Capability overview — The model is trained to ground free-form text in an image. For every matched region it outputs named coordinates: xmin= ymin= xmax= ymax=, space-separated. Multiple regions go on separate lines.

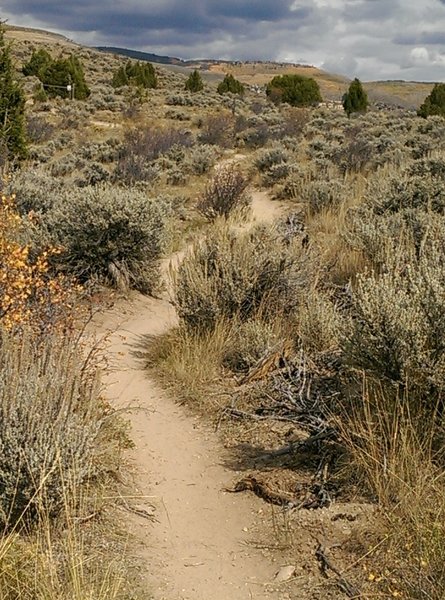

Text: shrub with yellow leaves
xmin=0 ymin=192 xmax=79 ymax=331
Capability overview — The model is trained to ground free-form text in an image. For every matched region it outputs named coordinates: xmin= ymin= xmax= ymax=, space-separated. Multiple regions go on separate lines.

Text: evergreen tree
xmin=38 ymin=56 xmax=90 ymax=100
xmin=185 ymin=69 xmax=203 ymax=92
xmin=266 ymin=74 xmax=322 ymax=107
xmin=111 ymin=60 xmax=157 ymax=89
xmin=22 ymin=48 xmax=52 ymax=78
xmin=217 ymin=73 xmax=244 ymax=95
xmin=342 ymin=78 xmax=369 ymax=117
xmin=0 ymin=25 xmax=27 ymax=160
xmin=22 ymin=50 xmax=90 ymax=100
xmin=112 ymin=65 xmax=129 ymax=88
xmin=418 ymin=83 xmax=445 ymax=118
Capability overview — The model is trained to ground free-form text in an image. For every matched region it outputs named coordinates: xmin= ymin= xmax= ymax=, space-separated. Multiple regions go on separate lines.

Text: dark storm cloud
xmin=2 ymin=0 xmax=445 ymax=80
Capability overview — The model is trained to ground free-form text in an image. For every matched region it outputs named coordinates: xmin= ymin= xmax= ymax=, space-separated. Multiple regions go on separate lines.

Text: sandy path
xmin=93 ymin=190 xmax=286 ymax=600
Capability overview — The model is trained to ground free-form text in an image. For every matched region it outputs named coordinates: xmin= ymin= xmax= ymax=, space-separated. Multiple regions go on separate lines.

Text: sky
xmin=2 ymin=0 xmax=445 ymax=81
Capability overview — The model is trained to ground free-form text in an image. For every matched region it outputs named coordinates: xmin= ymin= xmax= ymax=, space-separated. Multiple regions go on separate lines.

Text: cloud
xmin=1 ymin=0 xmax=445 ymax=80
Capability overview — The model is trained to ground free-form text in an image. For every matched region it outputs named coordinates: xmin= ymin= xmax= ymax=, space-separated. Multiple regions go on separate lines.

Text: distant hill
xmin=95 ymin=46 xmax=185 ymax=66
xmin=4 ymin=24 xmax=433 ymax=109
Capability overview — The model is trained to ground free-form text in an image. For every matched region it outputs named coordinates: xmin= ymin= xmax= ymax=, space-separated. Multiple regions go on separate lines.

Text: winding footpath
xmin=93 ymin=190 xmax=285 ymax=599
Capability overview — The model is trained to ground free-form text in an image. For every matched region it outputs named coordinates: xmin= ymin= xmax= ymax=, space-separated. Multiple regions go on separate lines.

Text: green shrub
xmin=43 ymin=185 xmax=169 ymax=292
xmin=25 ymin=53 xmax=90 ymax=100
xmin=112 ymin=60 xmax=157 ymax=89
xmin=185 ymin=69 xmax=204 ymax=92
xmin=22 ymin=48 xmax=52 ymax=77
xmin=0 ymin=26 xmax=27 ymax=160
xmin=0 ymin=330 xmax=113 ymax=528
xmin=266 ymin=74 xmax=322 ymax=107
xmin=418 ymin=83 xmax=445 ymax=118
xmin=217 ymin=73 xmax=244 ymax=95
xmin=174 ymin=222 xmax=299 ymax=331
xmin=342 ymin=78 xmax=369 ymax=117
xmin=197 ymin=164 xmax=250 ymax=220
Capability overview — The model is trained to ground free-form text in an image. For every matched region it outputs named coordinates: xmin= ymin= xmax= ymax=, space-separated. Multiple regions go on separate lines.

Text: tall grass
xmin=340 ymin=381 xmax=445 ymax=599
xmin=0 ymin=328 xmax=131 ymax=599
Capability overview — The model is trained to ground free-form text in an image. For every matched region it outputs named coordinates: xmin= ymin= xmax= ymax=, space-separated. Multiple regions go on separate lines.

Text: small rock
xmin=274 ymin=565 xmax=296 ymax=582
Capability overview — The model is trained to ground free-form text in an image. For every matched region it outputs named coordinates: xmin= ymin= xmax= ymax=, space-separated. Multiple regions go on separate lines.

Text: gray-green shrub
xmin=344 ymin=231 xmax=445 ymax=407
xmin=197 ymin=164 xmax=250 ymax=220
xmin=175 ymin=222 xmax=301 ymax=331
xmin=0 ymin=330 xmax=115 ymax=528
xmin=43 ymin=185 xmax=169 ymax=292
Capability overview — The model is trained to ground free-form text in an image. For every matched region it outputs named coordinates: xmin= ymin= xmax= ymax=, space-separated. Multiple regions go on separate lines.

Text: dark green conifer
xmin=217 ymin=73 xmax=244 ymax=95
xmin=342 ymin=78 xmax=369 ymax=117
xmin=0 ymin=25 xmax=27 ymax=159
xmin=418 ymin=83 xmax=445 ymax=118
xmin=185 ymin=69 xmax=204 ymax=92
xmin=266 ymin=74 xmax=322 ymax=107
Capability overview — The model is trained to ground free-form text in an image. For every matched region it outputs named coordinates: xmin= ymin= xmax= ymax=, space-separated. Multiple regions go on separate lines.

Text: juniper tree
xmin=185 ymin=69 xmax=204 ymax=92
xmin=0 ymin=24 xmax=27 ymax=160
xmin=217 ymin=73 xmax=244 ymax=95
xmin=342 ymin=78 xmax=369 ymax=117
xmin=266 ymin=74 xmax=322 ymax=107
xmin=418 ymin=83 xmax=445 ymax=118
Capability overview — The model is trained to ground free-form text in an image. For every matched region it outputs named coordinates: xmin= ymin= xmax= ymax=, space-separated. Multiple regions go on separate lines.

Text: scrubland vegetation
xmin=3 ymin=20 xmax=445 ymax=599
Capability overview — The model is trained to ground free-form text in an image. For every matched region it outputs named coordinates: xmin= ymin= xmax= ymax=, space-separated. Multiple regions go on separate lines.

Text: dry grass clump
xmin=0 ymin=523 xmax=127 ymax=600
xmin=197 ymin=164 xmax=250 ymax=221
xmin=340 ymin=383 xmax=445 ymax=599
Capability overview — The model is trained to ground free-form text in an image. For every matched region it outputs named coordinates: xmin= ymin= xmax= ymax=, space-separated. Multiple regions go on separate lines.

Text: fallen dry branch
xmin=315 ymin=543 xmax=361 ymax=598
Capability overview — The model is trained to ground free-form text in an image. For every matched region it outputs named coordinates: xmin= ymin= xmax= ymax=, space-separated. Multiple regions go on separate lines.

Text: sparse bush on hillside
xmin=25 ymin=114 xmax=55 ymax=144
xmin=115 ymin=126 xmax=192 ymax=184
xmin=197 ymin=112 xmax=234 ymax=147
xmin=266 ymin=74 xmax=322 ymax=107
xmin=197 ymin=164 xmax=250 ymax=220
xmin=331 ymin=137 xmax=373 ymax=173
xmin=43 ymin=185 xmax=169 ymax=292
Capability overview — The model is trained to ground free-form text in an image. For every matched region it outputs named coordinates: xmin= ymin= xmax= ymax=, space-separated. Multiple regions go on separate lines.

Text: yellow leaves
xmin=0 ymin=192 xmax=79 ymax=331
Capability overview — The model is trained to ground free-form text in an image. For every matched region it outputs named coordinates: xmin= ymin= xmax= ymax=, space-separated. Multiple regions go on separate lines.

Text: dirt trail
xmin=94 ymin=190 xmax=286 ymax=600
